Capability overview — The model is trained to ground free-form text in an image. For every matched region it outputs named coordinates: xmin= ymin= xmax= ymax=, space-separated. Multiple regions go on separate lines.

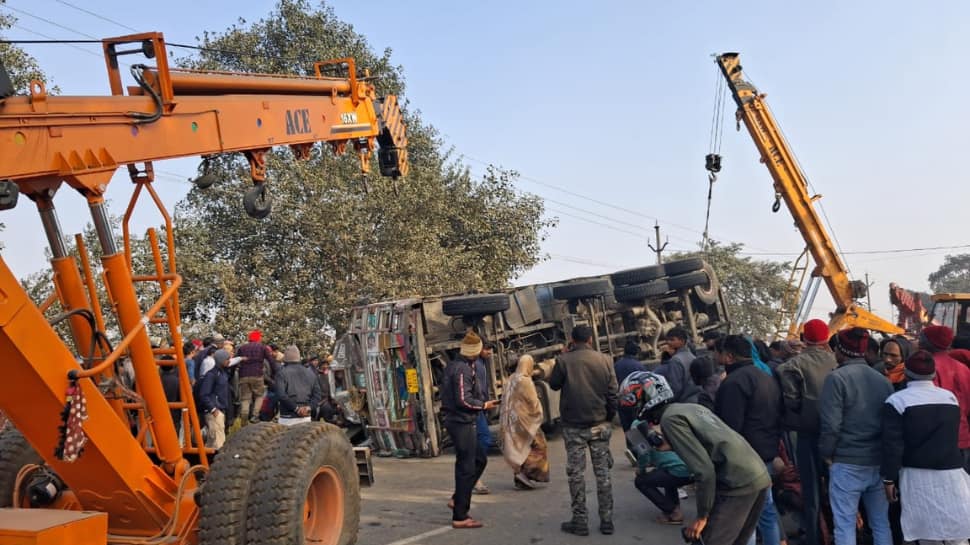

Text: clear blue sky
xmin=2 ymin=0 xmax=968 ymax=322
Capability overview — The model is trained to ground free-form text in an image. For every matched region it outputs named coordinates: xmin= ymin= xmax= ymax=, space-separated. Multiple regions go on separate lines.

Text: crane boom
xmin=715 ymin=53 xmax=902 ymax=335
xmin=0 ymin=32 xmax=407 ymax=543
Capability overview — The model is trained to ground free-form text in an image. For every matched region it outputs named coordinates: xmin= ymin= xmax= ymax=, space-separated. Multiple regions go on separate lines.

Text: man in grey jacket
xmin=275 ymin=345 xmax=322 ymax=426
xmin=819 ymin=328 xmax=894 ymax=545
xmin=550 ymin=325 xmax=619 ymax=536
xmin=776 ymin=318 xmax=836 ymax=545
xmin=655 ymin=327 xmax=700 ymax=403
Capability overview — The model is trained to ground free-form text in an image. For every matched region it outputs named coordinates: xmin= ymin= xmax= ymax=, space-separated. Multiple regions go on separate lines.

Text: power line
xmin=1 ymin=4 xmax=98 ymax=39
xmin=548 ymin=254 xmax=622 ymax=269
xmin=7 ymin=24 xmax=103 ymax=59
xmin=544 ymin=208 xmax=644 ymax=239
xmin=53 ymin=0 xmax=138 ymax=33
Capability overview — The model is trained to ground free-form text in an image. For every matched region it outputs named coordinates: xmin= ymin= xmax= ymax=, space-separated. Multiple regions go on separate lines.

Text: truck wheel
xmin=441 ymin=294 xmax=510 ymax=317
xmin=611 ymin=265 xmax=666 ymax=287
xmin=614 ymin=280 xmax=670 ymax=303
xmin=668 ymin=266 xmax=720 ymax=305
xmin=199 ymin=422 xmax=284 ymax=545
xmin=663 ymin=258 xmax=705 ymax=277
xmin=552 ymin=279 xmax=612 ymax=300
xmin=0 ymin=427 xmax=42 ymax=508
xmin=247 ymin=422 xmax=359 ymax=545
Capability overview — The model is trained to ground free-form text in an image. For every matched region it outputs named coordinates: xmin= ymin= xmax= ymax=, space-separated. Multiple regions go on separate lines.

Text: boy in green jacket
xmin=634 ymin=371 xmax=770 ymax=545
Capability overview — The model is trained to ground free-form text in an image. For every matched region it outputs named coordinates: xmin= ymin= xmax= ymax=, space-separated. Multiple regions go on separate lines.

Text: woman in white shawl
xmin=500 ymin=355 xmax=550 ymax=489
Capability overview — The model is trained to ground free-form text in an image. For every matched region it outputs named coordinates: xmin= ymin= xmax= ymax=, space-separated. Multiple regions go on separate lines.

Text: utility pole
xmin=648 ymin=222 xmax=669 ymax=264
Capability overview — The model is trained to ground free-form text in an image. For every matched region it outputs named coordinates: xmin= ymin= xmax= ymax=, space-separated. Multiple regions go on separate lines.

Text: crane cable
xmin=703 ymin=64 xmax=727 ymax=253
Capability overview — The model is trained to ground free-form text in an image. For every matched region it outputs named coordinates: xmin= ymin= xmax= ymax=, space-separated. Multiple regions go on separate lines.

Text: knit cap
xmin=211 ymin=333 xmax=226 ymax=348
xmin=460 ymin=330 xmax=483 ymax=358
xmin=248 ymin=330 xmax=262 ymax=342
xmin=802 ymin=319 xmax=830 ymax=345
xmin=905 ymin=350 xmax=936 ymax=381
xmin=835 ymin=327 xmax=869 ymax=359
xmin=921 ymin=325 xmax=955 ymax=351
xmin=283 ymin=345 xmax=301 ymax=363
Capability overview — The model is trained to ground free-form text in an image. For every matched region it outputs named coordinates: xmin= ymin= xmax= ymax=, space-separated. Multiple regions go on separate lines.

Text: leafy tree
xmin=928 ymin=254 xmax=970 ymax=294
xmin=0 ymin=2 xmax=57 ymax=94
xmin=172 ymin=0 xmax=552 ymax=352
xmin=670 ymin=241 xmax=791 ymax=338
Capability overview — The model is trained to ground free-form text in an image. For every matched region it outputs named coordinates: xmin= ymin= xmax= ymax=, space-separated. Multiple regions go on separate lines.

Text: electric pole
xmin=865 ymin=272 xmax=873 ymax=311
xmin=648 ymin=222 xmax=669 ymax=264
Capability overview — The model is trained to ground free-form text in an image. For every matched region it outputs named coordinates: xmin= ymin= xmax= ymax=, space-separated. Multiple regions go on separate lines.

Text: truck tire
xmin=0 ymin=427 xmax=42 ymax=508
xmin=247 ymin=422 xmax=359 ymax=545
xmin=611 ymin=265 xmax=665 ymax=287
xmin=663 ymin=258 xmax=705 ymax=277
xmin=199 ymin=422 xmax=284 ymax=545
xmin=668 ymin=266 xmax=720 ymax=305
xmin=614 ymin=280 xmax=670 ymax=303
xmin=441 ymin=294 xmax=510 ymax=317
xmin=552 ymin=279 xmax=612 ymax=300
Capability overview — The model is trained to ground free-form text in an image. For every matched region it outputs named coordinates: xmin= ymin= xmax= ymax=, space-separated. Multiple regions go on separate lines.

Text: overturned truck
xmin=332 ymin=258 xmax=730 ymax=457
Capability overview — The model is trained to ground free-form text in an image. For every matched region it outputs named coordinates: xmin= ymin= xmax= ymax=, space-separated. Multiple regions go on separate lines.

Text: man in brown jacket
xmin=775 ymin=319 xmax=837 ymax=545
xmin=550 ymin=325 xmax=619 ymax=536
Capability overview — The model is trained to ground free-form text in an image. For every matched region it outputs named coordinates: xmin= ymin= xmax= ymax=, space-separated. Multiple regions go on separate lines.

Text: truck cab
xmin=928 ymin=293 xmax=970 ymax=339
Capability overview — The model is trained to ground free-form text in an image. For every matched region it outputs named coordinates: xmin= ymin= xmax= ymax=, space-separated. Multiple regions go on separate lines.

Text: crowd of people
xmin=157 ymin=329 xmax=339 ymax=449
xmin=438 ymin=320 xmax=970 ymax=545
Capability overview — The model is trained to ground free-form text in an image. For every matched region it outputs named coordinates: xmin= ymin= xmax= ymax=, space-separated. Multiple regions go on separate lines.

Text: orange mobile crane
xmin=714 ymin=53 xmax=902 ymax=337
xmin=0 ymin=33 xmax=406 ymax=545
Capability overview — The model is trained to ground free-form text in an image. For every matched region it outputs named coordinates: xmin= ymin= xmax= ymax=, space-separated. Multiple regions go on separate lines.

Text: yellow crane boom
xmin=715 ymin=52 xmax=902 ymax=336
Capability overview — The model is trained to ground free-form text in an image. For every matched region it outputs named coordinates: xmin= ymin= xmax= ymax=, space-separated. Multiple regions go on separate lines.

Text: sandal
xmin=453 ymin=518 xmax=484 ymax=529
xmin=655 ymin=514 xmax=684 ymax=525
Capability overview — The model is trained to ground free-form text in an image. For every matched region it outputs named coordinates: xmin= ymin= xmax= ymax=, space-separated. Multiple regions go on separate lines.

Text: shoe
xmin=472 ymin=481 xmax=490 ymax=495
xmin=655 ymin=514 xmax=684 ymax=525
xmin=678 ymin=487 xmax=688 ymax=499
xmin=600 ymin=521 xmax=614 ymax=535
xmin=624 ymin=449 xmax=637 ymax=467
xmin=561 ymin=521 xmax=589 ymax=536
xmin=452 ymin=518 xmax=483 ymax=529
xmin=514 ymin=473 xmax=536 ymax=489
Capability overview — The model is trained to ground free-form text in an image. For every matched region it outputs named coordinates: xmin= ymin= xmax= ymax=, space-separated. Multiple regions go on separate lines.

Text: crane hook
xmin=771 ymin=193 xmax=782 ymax=213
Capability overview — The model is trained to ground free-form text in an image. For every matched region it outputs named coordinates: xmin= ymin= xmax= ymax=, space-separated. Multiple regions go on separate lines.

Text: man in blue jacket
xmin=198 ymin=348 xmax=230 ymax=449
xmin=440 ymin=331 xmax=497 ymax=529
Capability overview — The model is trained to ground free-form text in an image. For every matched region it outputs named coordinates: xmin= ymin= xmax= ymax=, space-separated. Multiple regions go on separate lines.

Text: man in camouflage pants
xmin=550 ymin=325 xmax=619 ymax=536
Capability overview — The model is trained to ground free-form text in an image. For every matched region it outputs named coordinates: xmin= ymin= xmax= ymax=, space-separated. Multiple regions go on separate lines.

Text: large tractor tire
xmin=247 ymin=422 xmax=359 ymax=545
xmin=614 ymin=280 xmax=670 ymax=303
xmin=441 ymin=294 xmax=510 ymax=317
xmin=552 ymin=279 xmax=612 ymax=300
xmin=0 ymin=427 xmax=42 ymax=508
xmin=611 ymin=264 xmax=666 ymax=287
xmin=199 ymin=422 xmax=285 ymax=545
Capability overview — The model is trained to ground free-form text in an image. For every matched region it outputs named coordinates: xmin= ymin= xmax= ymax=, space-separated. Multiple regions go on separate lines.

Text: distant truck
xmin=331 ymin=258 xmax=730 ymax=456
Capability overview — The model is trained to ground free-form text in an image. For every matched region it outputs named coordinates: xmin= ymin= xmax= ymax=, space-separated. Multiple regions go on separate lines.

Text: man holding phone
xmin=440 ymin=331 xmax=499 ymax=529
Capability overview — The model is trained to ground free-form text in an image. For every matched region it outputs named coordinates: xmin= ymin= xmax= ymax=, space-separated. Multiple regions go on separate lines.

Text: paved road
xmin=359 ymin=427 xmax=694 ymax=545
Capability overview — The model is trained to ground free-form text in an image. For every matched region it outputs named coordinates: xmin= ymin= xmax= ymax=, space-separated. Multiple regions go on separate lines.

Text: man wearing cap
xmin=776 ymin=318 xmax=837 ymax=545
xmin=439 ymin=331 xmax=498 ymax=529
xmin=635 ymin=371 xmax=770 ymax=545
xmin=236 ymin=329 xmax=274 ymax=424
xmin=275 ymin=345 xmax=321 ymax=427
xmin=819 ymin=327 xmax=894 ymax=545
xmin=881 ymin=350 xmax=970 ymax=543
xmin=550 ymin=325 xmax=619 ymax=536
xmin=919 ymin=324 xmax=970 ymax=473
xmin=198 ymin=349 xmax=232 ymax=449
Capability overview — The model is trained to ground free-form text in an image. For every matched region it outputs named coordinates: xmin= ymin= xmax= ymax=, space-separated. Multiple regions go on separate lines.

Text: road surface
xmin=359 ymin=427 xmax=692 ymax=545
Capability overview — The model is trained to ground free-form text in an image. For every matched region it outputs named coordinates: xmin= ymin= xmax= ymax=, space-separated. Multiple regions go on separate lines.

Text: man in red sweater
xmin=920 ymin=325 xmax=970 ymax=473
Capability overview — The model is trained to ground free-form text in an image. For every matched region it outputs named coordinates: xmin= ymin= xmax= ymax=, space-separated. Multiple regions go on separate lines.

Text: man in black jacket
xmin=714 ymin=334 xmax=783 ymax=545
xmin=275 ymin=345 xmax=322 ymax=426
xmin=550 ymin=325 xmax=619 ymax=536
xmin=440 ymin=331 xmax=497 ymax=529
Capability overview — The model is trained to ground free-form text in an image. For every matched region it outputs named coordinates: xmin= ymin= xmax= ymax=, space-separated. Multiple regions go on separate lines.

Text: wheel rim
xmin=304 ymin=466 xmax=344 ymax=545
